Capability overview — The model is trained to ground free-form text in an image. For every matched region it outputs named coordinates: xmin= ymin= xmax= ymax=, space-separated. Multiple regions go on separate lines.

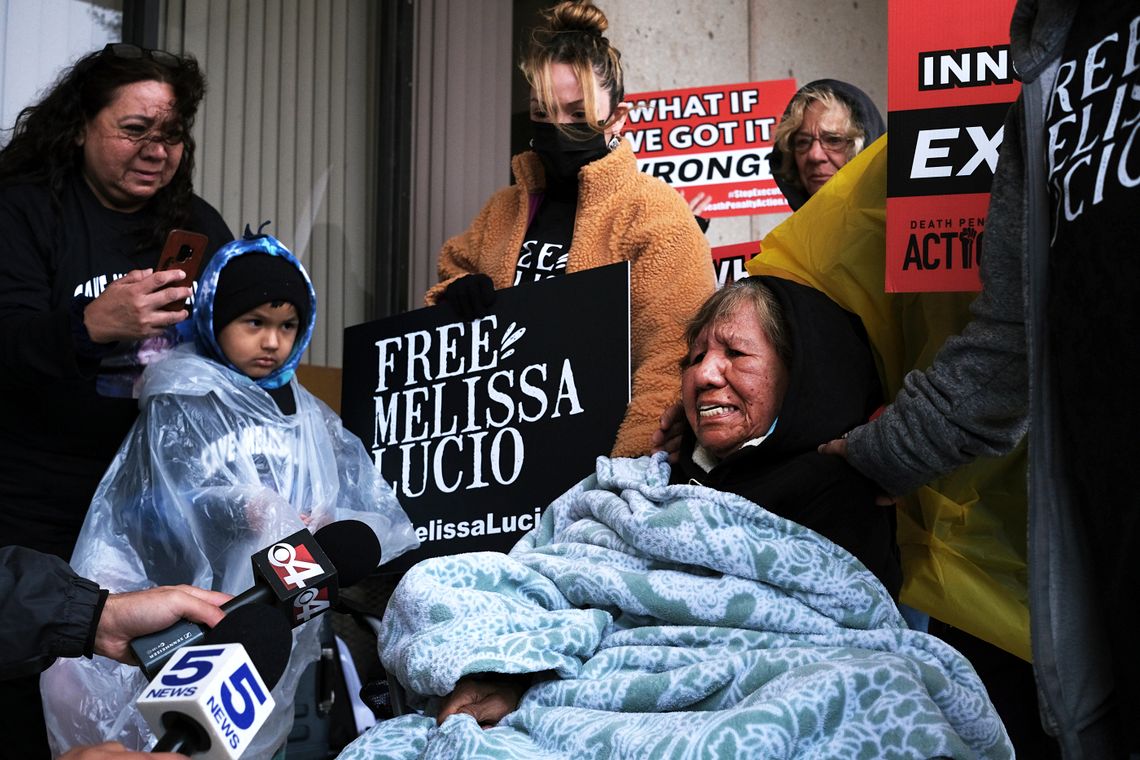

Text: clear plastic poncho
xmin=41 ymin=236 xmax=419 ymax=757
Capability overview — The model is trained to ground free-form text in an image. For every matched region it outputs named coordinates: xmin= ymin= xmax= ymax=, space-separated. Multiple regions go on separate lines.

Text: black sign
xmin=342 ymin=263 xmax=631 ymax=572
xmin=887 ymin=102 xmax=1013 ymax=197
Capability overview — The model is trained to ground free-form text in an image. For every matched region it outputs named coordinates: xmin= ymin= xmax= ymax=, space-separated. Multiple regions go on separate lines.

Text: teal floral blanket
xmin=340 ymin=455 xmax=1012 ymax=759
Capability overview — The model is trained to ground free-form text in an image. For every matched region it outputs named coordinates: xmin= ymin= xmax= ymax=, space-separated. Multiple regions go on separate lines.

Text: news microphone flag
xmin=131 ymin=520 xmax=381 ymax=678
xmin=138 ymin=643 xmax=274 ymax=759
xmin=250 ymin=529 xmax=335 ymax=624
xmin=138 ymin=604 xmax=292 ymax=758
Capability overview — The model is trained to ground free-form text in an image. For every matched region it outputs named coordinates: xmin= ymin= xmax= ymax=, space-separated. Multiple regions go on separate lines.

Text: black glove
xmin=439 ymin=273 xmax=496 ymax=320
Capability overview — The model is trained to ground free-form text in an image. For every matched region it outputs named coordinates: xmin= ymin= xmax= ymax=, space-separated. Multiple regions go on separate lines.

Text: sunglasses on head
xmin=100 ymin=43 xmax=181 ymax=68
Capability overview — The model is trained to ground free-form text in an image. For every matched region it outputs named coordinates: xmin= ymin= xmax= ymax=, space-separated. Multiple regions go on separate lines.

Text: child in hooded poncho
xmin=42 ymin=232 xmax=419 ymax=757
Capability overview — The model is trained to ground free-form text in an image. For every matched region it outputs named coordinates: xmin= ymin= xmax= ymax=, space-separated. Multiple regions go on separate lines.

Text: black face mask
xmin=530 ymin=121 xmax=609 ymax=187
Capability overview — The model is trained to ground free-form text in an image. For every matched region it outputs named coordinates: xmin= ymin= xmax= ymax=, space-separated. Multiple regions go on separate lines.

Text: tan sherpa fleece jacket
xmin=425 ymin=141 xmax=714 ymax=457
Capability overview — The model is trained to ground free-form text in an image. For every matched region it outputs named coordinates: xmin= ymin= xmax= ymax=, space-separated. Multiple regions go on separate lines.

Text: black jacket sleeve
xmin=0 ymin=185 xmax=92 ymax=385
xmin=0 ymin=546 xmax=105 ymax=680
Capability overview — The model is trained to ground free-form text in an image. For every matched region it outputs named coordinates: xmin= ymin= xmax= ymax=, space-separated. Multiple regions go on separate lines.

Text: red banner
xmin=711 ymin=241 xmax=761 ymax=287
xmin=886 ymin=0 xmax=1020 ymax=292
xmin=624 ymin=80 xmax=798 ymax=217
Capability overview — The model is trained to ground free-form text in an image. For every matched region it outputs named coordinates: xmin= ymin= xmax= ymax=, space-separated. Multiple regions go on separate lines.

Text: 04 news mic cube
xmin=131 ymin=526 xmax=340 ymax=678
xmin=252 ymin=528 xmax=338 ymax=624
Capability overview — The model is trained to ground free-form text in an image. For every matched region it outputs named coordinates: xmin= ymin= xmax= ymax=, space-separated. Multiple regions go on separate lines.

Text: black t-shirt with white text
xmin=513 ymin=189 xmax=575 ymax=286
xmin=0 ymin=176 xmax=231 ymax=557
xmin=1044 ymin=2 xmax=1140 ymax=743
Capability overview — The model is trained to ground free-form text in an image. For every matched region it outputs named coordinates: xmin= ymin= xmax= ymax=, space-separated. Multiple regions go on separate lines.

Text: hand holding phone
xmin=156 ymin=229 xmax=209 ymax=312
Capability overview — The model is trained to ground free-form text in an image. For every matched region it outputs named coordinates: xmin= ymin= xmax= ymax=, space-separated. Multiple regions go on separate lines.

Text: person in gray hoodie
xmin=822 ymin=1 xmax=1138 ymax=756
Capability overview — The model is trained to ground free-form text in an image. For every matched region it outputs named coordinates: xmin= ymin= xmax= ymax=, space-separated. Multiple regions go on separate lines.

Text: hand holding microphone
xmin=96 ymin=586 xmax=232 ymax=665
xmin=130 ymin=519 xmax=382 ymax=678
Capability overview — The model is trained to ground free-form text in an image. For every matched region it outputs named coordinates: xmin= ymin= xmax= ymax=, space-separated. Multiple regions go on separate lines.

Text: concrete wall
xmin=605 ymin=0 xmax=887 ymax=247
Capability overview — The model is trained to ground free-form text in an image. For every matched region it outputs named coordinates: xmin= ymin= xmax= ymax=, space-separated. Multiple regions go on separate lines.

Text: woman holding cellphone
xmin=0 ymin=42 xmax=231 ymax=756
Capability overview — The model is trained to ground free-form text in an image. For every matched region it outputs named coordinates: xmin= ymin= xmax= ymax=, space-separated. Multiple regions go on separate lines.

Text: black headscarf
xmin=729 ymin=275 xmax=881 ymax=459
xmin=673 ymin=276 xmax=899 ymax=597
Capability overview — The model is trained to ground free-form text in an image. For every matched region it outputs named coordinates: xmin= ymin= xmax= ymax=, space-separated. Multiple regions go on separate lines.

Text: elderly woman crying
xmin=339 ymin=277 xmax=1016 ymax=760
xmin=670 ymin=276 xmax=901 ymax=596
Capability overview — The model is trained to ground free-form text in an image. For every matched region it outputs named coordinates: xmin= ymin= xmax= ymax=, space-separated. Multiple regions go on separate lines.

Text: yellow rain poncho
xmin=747 ymin=136 xmax=1030 ymax=661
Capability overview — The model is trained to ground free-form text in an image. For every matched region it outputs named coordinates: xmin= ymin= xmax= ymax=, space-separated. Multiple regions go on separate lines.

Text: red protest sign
xmin=885 ymin=0 xmax=1019 ymax=292
xmin=624 ymin=80 xmax=798 ymax=217
xmin=711 ymin=241 xmax=761 ymax=287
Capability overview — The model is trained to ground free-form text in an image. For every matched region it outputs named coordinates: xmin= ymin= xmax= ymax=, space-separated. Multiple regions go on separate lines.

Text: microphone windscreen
xmin=313 ymin=519 xmax=382 ymax=587
xmin=203 ymin=603 xmax=293 ymax=690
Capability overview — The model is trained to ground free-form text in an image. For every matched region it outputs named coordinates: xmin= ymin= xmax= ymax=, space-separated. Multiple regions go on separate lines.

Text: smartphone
xmin=156 ymin=229 xmax=209 ymax=312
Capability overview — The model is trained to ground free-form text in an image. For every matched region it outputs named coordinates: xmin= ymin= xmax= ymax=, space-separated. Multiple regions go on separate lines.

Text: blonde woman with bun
xmin=426 ymin=0 xmax=714 ymax=458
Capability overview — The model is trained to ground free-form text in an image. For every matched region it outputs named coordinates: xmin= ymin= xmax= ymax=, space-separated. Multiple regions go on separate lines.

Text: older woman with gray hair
xmin=338 ymin=276 xmax=1019 ymax=760
xmin=767 ymin=79 xmax=886 ymax=209
xmin=669 ymin=275 xmax=900 ymax=595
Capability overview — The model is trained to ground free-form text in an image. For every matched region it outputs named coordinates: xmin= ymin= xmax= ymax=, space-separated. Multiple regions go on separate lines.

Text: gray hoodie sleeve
xmin=845 ymin=98 xmax=1031 ymax=496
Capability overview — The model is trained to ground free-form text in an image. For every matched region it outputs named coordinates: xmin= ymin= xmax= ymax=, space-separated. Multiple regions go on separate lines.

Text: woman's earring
xmin=607 ymin=135 xmax=621 ymax=151
xmin=529 ymin=138 xmax=534 ymax=148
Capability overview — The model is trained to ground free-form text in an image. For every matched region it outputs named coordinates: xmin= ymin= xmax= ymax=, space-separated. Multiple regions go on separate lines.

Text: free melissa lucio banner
xmin=341 ymin=264 xmax=631 ymax=572
xmin=886 ymin=0 xmax=1020 ymax=292
xmin=624 ymin=80 xmax=799 ymax=217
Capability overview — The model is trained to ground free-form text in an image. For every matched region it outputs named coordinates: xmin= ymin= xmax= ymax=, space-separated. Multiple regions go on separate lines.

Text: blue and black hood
xmin=192 ymin=231 xmax=317 ymax=390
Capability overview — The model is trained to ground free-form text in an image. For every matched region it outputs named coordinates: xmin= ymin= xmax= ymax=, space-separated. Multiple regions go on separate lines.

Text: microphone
xmin=131 ymin=519 xmax=381 ymax=678
xmin=137 ymin=604 xmax=292 ymax=758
